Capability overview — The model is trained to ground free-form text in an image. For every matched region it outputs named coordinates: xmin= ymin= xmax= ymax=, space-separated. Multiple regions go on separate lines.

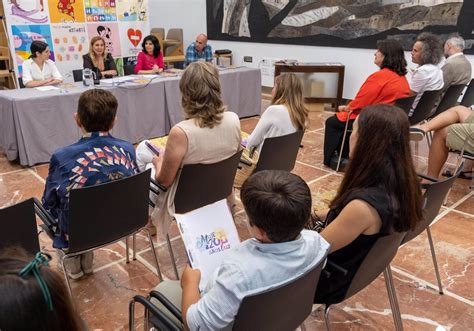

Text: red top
xmin=134 ymin=51 xmax=164 ymax=74
xmin=337 ymin=68 xmax=410 ymax=122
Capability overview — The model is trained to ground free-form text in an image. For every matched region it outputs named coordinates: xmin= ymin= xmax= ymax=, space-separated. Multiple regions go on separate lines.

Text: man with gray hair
xmin=442 ymin=34 xmax=472 ymax=90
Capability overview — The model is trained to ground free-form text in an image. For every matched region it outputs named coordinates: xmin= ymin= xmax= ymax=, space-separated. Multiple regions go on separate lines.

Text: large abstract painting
xmin=207 ymin=1 xmax=474 ymax=54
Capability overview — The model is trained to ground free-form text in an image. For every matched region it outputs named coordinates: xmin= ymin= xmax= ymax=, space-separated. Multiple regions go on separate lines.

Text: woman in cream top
xmin=136 ymin=62 xmax=241 ymax=236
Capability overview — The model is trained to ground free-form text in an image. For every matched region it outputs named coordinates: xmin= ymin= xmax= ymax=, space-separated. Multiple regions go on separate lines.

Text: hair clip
xmin=19 ymin=252 xmax=54 ymax=311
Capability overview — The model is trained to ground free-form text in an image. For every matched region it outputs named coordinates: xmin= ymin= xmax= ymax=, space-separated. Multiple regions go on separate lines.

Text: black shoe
xmin=330 ymin=153 xmax=349 ymax=172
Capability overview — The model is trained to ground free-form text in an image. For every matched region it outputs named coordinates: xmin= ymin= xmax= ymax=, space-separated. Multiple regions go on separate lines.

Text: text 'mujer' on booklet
xmin=175 ymin=199 xmax=241 ymax=291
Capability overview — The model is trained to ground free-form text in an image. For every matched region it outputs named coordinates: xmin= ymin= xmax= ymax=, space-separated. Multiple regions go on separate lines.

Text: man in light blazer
xmin=442 ymin=35 xmax=472 ymax=90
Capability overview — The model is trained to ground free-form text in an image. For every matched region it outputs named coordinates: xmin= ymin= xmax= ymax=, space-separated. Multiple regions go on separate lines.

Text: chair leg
xmin=383 ymin=267 xmax=404 ymax=331
xmin=166 ymin=233 xmax=180 ymax=280
xmin=336 ymin=117 xmax=351 ymax=172
xmin=125 ymin=236 xmax=130 ymax=263
xmin=133 ymin=233 xmax=137 ymax=261
xmin=426 ymin=227 xmax=444 ymax=294
xmin=147 ymin=230 xmax=163 ymax=280
xmin=129 ymin=299 xmax=135 ymax=331
xmin=60 ymin=255 xmax=74 ymax=299
xmin=323 ymin=305 xmax=332 ymax=331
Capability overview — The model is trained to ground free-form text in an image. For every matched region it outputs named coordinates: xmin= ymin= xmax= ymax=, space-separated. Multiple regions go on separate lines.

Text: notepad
xmin=175 ymin=199 xmax=240 ymax=291
xmin=36 ymin=86 xmax=59 ymax=91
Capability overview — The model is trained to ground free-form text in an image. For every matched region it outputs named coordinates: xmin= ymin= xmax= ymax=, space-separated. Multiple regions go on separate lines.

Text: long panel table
xmin=0 ymin=67 xmax=261 ymax=166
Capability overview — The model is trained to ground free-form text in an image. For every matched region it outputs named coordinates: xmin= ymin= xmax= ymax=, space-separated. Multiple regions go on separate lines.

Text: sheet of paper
xmin=101 ymin=76 xmax=134 ymax=84
xmin=35 ymin=86 xmax=60 ymax=91
xmin=175 ymin=199 xmax=240 ymax=291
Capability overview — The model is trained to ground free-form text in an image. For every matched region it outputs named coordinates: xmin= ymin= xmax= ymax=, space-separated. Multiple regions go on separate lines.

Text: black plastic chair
xmin=124 ymin=64 xmax=135 ymax=76
xmin=323 ymin=231 xmax=406 ymax=331
xmin=129 ymin=246 xmax=330 ymax=331
xmin=164 ymin=150 xmax=243 ymax=279
xmin=35 ymin=170 xmax=161 ymax=297
xmin=460 ymin=79 xmax=474 ymax=107
xmin=409 ymin=89 xmax=443 ymax=125
xmin=72 ymin=69 xmax=83 ymax=82
xmin=429 ymin=84 xmax=466 ymax=119
xmin=250 ymin=131 xmax=304 ymax=173
xmin=0 ymin=198 xmax=40 ymax=255
xmin=395 ymin=95 xmax=417 ymax=114
xmin=397 ymin=166 xmax=463 ymax=297
xmin=18 ymin=77 xmax=25 ymax=88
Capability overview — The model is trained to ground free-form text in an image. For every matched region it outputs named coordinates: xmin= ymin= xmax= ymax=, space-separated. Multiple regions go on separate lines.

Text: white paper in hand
xmin=175 ymin=199 xmax=240 ymax=291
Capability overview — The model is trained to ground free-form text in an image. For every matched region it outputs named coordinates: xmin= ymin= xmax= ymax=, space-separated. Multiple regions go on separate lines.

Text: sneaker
xmin=62 ymin=255 xmax=84 ymax=280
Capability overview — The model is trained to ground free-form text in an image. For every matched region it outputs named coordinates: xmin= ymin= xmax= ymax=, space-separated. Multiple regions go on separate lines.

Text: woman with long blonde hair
xmin=83 ymin=36 xmax=117 ymax=79
xmin=246 ymin=73 xmax=308 ymax=151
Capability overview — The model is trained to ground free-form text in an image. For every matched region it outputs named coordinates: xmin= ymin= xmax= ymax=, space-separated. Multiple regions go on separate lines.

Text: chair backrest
xmin=430 ymin=84 xmax=466 ymax=119
xmin=402 ymin=167 xmax=462 ymax=244
xmin=344 ymin=231 xmax=406 ymax=300
xmin=124 ymin=64 xmax=135 ymax=76
xmin=255 ymin=131 xmax=304 ymax=173
xmin=174 ymin=151 xmax=243 ymax=214
xmin=409 ymin=89 xmax=443 ymax=125
xmin=150 ymin=27 xmax=165 ymax=41
xmin=67 ymin=170 xmax=151 ymax=253
xmin=166 ymin=28 xmax=183 ymax=42
xmin=72 ymin=69 xmax=83 ymax=82
xmin=395 ymin=95 xmax=416 ymax=115
xmin=18 ymin=77 xmax=25 ymax=88
xmin=232 ymin=248 xmax=330 ymax=331
xmin=461 ymin=79 xmax=474 ymax=107
xmin=0 ymin=198 xmax=40 ymax=255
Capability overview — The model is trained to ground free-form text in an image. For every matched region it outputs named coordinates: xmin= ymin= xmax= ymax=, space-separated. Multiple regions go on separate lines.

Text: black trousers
xmin=323 ymin=115 xmax=354 ymax=166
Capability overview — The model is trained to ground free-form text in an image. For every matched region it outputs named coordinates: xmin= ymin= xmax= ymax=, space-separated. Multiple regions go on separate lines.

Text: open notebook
xmin=175 ymin=199 xmax=241 ymax=291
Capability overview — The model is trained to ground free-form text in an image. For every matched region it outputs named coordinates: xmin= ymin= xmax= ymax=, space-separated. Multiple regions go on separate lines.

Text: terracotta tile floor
xmin=1 ymin=102 xmax=473 ymax=330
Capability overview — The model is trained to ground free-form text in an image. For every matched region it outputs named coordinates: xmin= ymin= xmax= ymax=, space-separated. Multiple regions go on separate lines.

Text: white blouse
xmin=22 ymin=59 xmax=63 ymax=85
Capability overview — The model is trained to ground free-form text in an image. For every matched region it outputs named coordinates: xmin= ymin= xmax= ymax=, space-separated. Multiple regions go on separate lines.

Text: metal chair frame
xmin=129 ymin=247 xmax=330 ymax=331
xmin=35 ymin=170 xmax=161 ymax=298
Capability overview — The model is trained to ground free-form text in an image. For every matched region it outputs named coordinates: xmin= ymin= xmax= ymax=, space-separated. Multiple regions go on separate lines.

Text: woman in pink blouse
xmin=134 ymin=35 xmax=164 ymax=74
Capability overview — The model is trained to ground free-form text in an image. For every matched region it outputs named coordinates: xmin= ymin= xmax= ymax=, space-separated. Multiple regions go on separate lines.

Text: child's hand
xmin=181 ymin=265 xmax=201 ymax=289
xmin=151 ymin=154 xmax=163 ymax=173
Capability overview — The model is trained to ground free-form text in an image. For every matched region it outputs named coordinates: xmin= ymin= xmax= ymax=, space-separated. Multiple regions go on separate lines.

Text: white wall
xmin=149 ymin=0 xmax=474 ymax=98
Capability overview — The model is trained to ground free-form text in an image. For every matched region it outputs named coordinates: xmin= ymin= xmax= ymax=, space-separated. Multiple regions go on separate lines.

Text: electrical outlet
xmin=243 ymin=56 xmax=253 ymax=63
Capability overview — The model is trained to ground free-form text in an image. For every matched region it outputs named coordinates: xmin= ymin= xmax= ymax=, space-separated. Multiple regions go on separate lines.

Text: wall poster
xmin=2 ymin=0 xmax=150 ymax=84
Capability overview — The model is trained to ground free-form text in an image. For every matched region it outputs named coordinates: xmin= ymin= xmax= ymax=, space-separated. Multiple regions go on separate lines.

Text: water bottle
xmin=83 ymin=68 xmax=94 ymax=87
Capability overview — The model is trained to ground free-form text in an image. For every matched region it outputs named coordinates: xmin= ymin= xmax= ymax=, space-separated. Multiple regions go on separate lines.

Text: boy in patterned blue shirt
xmin=42 ymin=89 xmax=138 ymax=279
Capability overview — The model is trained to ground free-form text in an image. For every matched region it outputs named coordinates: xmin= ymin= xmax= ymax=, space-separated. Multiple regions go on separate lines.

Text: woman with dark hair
xmin=83 ymin=36 xmax=117 ymax=79
xmin=313 ymin=104 xmax=423 ymax=304
xmin=0 ymin=247 xmax=83 ymax=330
xmin=323 ymin=39 xmax=410 ymax=167
xmin=134 ymin=34 xmax=164 ymax=74
xmin=22 ymin=40 xmax=63 ymax=88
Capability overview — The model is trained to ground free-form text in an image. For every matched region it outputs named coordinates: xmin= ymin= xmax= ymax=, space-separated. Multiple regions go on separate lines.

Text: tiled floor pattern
xmin=0 ymin=103 xmax=473 ymax=330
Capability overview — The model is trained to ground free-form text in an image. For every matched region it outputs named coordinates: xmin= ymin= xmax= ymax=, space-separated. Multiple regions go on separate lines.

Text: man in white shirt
xmin=409 ymin=32 xmax=444 ymax=109
xmin=22 ymin=40 xmax=63 ymax=88
xmin=441 ymin=35 xmax=472 ymax=91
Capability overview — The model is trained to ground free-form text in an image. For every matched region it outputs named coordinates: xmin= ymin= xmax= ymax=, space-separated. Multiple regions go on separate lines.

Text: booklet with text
xmin=175 ymin=199 xmax=240 ymax=291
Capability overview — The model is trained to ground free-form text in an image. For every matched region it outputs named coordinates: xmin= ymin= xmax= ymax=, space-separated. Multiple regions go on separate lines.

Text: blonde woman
xmin=235 ymin=73 xmax=308 ymax=188
xmin=246 ymin=73 xmax=308 ymax=152
xmin=136 ymin=62 xmax=241 ymax=235
xmin=83 ymin=36 xmax=117 ymax=79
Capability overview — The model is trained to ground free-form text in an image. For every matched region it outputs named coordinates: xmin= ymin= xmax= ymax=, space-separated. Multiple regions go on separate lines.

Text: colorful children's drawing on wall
xmin=87 ymin=23 xmax=121 ymax=57
xmin=196 ymin=229 xmax=231 ymax=255
xmin=12 ymin=24 xmax=54 ymax=76
xmin=116 ymin=0 xmax=147 ymax=22
xmin=48 ymin=0 xmax=85 ymax=23
xmin=8 ymin=0 xmax=48 ymax=24
xmin=118 ymin=22 xmax=147 ymax=57
xmin=84 ymin=0 xmax=117 ymax=22
xmin=51 ymin=24 xmax=88 ymax=62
